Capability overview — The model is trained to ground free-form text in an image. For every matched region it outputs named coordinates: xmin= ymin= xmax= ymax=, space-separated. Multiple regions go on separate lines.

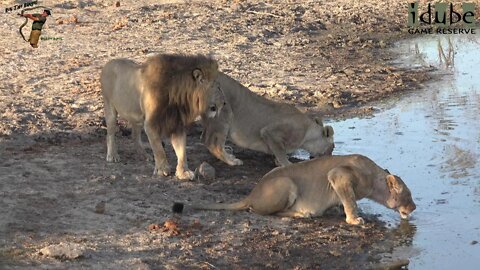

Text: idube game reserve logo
xmin=408 ymin=2 xmax=476 ymax=34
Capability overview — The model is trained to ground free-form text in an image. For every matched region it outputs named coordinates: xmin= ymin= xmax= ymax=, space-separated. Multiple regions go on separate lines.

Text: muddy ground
xmin=1 ymin=0 xmax=432 ymax=269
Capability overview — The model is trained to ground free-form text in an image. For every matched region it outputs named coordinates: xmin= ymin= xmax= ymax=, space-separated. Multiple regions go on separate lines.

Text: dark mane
xmin=141 ymin=54 xmax=218 ymax=136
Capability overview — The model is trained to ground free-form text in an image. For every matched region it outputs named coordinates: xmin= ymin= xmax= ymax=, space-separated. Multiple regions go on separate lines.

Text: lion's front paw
xmin=175 ymin=169 xmax=195 ymax=181
xmin=227 ymin=158 xmax=243 ymax=166
xmin=346 ymin=216 xmax=365 ymax=225
xmin=106 ymin=153 xmax=120 ymax=163
xmin=153 ymin=163 xmax=171 ymax=177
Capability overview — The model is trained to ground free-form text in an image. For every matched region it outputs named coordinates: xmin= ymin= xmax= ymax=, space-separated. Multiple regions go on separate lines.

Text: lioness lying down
xmin=173 ymin=154 xmax=416 ymax=224
xmin=100 ymin=54 xmax=220 ymax=180
xmin=201 ymin=73 xmax=334 ymax=167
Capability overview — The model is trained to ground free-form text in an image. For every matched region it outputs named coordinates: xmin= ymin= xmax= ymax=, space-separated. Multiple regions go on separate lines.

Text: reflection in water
xmin=328 ymin=34 xmax=480 ymax=269
xmin=393 ymin=220 xmax=417 ymax=246
xmin=442 ymin=145 xmax=476 ymax=179
xmin=437 ymin=37 xmax=454 ymax=68
xmin=410 ymin=36 xmax=455 ymax=69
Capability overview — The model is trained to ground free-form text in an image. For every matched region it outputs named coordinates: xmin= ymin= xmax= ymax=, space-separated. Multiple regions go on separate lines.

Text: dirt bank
xmin=1 ymin=0 xmax=429 ymax=269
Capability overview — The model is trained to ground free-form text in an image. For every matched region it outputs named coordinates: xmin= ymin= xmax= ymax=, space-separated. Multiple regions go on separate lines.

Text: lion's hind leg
xmin=132 ymin=123 xmax=151 ymax=161
xmin=327 ymin=166 xmax=364 ymax=225
xmin=249 ymin=177 xmax=298 ymax=216
xmin=260 ymin=124 xmax=295 ymax=167
xmin=144 ymin=120 xmax=171 ymax=177
xmin=104 ymin=100 xmax=120 ymax=163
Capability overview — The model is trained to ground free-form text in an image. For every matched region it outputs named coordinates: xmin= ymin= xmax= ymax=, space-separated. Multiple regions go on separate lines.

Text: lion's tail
xmin=172 ymin=199 xmax=249 ymax=213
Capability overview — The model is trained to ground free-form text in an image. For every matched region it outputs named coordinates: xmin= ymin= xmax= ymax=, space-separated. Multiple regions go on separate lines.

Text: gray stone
xmin=195 ymin=162 xmax=215 ymax=180
xmin=39 ymin=242 xmax=86 ymax=260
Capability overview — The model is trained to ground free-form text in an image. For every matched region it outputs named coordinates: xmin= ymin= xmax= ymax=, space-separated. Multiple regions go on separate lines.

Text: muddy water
xmin=326 ymin=35 xmax=480 ymax=268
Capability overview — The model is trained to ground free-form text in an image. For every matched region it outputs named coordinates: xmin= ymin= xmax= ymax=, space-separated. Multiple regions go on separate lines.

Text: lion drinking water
xmin=201 ymin=73 xmax=335 ymax=167
xmin=173 ymin=154 xmax=416 ymax=224
xmin=100 ymin=54 xmax=220 ymax=180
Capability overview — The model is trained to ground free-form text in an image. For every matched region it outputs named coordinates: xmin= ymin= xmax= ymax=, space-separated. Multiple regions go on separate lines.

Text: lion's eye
xmin=210 ymin=106 xmax=216 ymax=112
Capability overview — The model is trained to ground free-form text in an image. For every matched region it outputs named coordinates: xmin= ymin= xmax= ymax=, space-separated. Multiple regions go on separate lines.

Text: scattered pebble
xmin=195 ymin=162 xmax=216 ymax=180
xmin=148 ymin=223 xmax=161 ymax=231
xmin=39 ymin=243 xmax=86 ymax=260
xmin=56 ymin=15 xmax=78 ymax=25
xmin=94 ymin=201 xmax=106 ymax=214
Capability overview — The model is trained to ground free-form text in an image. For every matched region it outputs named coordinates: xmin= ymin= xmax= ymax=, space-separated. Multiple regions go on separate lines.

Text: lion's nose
xmin=326 ymin=144 xmax=335 ymax=155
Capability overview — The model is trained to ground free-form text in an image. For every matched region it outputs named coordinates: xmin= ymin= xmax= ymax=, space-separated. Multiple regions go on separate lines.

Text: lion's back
xmin=101 ymin=58 xmax=142 ymax=99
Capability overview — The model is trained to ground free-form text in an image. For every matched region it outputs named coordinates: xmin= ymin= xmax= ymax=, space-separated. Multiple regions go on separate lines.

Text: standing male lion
xmin=100 ymin=54 xmax=219 ymax=180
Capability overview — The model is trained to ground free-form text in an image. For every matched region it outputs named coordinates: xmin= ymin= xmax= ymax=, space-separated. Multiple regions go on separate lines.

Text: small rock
xmin=230 ymin=2 xmax=244 ymax=12
xmin=112 ymin=17 xmax=128 ymax=31
xmin=195 ymin=162 xmax=215 ymax=180
xmin=242 ymin=220 xmax=251 ymax=231
xmin=379 ymin=40 xmax=386 ymax=48
xmin=329 ymin=250 xmax=342 ymax=257
xmin=115 ymin=1 xmax=120 ymax=7
xmin=94 ymin=201 xmax=106 ymax=214
xmin=332 ymin=100 xmax=342 ymax=108
xmin=39 ymin=243 xmax=86 ymax=260
xmin=190 ymin=219 xmax=202 ymax=230
xmin=148 ymin=223 xmax=161 ymax=231
xmin=343 ymin=69 xmax=355 ymax=76
xmin=56 ymin=15 xmax=78 ymax=25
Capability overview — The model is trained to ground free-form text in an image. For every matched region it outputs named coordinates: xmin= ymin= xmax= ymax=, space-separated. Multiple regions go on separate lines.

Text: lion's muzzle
xmin=399 ymin=203 xmax=416 ymax=219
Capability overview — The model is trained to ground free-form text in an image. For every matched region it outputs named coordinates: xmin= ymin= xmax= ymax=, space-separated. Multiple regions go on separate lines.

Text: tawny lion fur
xmin=100 ymin=54 xmax=220 ymax=180
xmin=175 ymin=154 xmax=416 ymax=225
xmin=201 ymin=73 xmax=335 ymax=167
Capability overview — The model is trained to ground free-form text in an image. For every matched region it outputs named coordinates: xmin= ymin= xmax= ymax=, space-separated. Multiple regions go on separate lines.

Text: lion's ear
xmin=322 ymin=126 xmax=334 ymax=137
xmin=192 ymin=68 xmax=204 ymax=82
xmin=314 ymin=117 xmax=324 ymax=126
xmin=386 ymin=175 xmax=402 ymax=193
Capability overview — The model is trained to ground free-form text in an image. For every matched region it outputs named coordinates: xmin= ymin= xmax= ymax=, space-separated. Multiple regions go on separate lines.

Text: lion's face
xmin=385 ymin=175 xmax=416 ymax=219
xmin=303 ymin=118 xmax=335 ymax=157
xmin=205 ymin=82 xmax=226 ymax=118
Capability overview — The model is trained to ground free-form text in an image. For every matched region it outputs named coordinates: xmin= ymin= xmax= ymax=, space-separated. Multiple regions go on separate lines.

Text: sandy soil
xmin=1 ymin=0 xmax=429 ymax=269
